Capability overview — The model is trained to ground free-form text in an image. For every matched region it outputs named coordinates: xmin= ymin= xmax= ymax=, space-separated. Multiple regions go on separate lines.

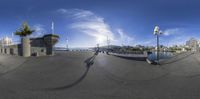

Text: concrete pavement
xmin=0 ymin=55 xmax=27 ymax=74
xmin=0 ymin=51 xmax=200 ymax=99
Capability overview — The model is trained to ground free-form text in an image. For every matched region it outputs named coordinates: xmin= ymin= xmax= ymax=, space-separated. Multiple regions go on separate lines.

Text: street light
xmin=95 ymin=44 xmax=100 ymax=55
xmin=107 ymin=36 xmax=110 ymax=50
xmin=97 ymin=44 xmax=99 ymax=51
xmin=154 ymin=26 xmax=162 ymax=64
xmin=66 ymin=39 xmax=69 ymax=51
xmin=106 ymin=36 xmax=110 ymax=54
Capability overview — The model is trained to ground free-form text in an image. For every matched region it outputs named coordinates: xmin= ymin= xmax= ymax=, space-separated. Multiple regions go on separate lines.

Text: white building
xmin=0 ymin=37 xmax=12 ymax=46
xmin=186 ymin=38 xmax=199 ymax=52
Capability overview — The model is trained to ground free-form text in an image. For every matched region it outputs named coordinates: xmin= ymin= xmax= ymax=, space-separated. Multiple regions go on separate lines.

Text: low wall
xmin=31 ymin=47 xmax=46 ymax=56
xmin=0 ymin=45 xmax=46 ymax=56
xmin=0 ymin=45 xmax=20 ymax=55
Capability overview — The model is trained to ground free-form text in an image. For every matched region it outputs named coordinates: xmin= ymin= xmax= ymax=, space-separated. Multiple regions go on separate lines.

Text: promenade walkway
xmin=0 ymin=51 xmax=200 ymax=99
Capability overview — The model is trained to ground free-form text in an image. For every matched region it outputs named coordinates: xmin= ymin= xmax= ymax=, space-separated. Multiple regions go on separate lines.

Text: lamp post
xmin=66 ymin=39 xmax=69 ymax=51
xmin=106 ymin=36 xmax=110 ymax=54
xmin=97 ymin=44 xmax=99 ymax=51
xmin=107 ymin=36 xmax=110 ymax=50
xmin=154 ymin=26 xmax=162 ymax=64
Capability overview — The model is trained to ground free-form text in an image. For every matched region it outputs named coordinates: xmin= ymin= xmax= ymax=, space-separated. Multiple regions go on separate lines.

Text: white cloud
xmin=161 ymin=28 xmax=191 ymax=46
xmin=116 ymin=29 xmax=134 ymax=45
xmin=140 ymin=39 xmax=155 ymax=46
xmin=58 ymin=9 xmax=114 ymax=44
xmin=163 ymin=28 xmax=180 ymax=36
xmin=57 ymin=9 xmax=68 ymax=13
xmin=57 ymin=8 xmax=133 ymax=46
xmin=58 ymin=9 xmax=99 ymax=21
xmin=165 ymin=36 xmax=189 ymax=46
xmin=31 ymin=24 xmax=46 ymax=38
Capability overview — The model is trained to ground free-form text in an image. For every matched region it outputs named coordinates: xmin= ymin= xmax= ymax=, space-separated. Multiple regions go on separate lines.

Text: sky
xmin=0 ymin=0 xmax=200 ymax=48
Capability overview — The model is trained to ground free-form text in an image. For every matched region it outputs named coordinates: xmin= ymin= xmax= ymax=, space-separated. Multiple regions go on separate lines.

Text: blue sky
xmin=0 ymin=0 xmax=200 ymax=48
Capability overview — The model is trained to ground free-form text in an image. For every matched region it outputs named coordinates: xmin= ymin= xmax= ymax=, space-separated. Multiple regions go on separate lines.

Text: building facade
xmin=186 ymin=38 xmax=199 ymax=52
xmin=0 ymin=34 xmax=59 ymax=56
xmin=0 ymin=37 xmax=12 ymax=46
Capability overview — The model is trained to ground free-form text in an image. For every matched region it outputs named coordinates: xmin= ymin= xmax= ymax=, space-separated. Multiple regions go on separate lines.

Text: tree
xmin=14 ymin=22 xmax=35 ymax=57
xmin=15 ymin=22 xmax=35 ymax=37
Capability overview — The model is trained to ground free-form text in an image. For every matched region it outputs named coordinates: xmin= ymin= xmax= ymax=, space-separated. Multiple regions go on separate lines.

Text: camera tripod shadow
xmin=44 ymin=52 xmax=98 ymax=91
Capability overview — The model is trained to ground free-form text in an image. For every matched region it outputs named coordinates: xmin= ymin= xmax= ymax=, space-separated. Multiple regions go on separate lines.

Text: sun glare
xmin=97 ymin=35 xmax=106 ymax=44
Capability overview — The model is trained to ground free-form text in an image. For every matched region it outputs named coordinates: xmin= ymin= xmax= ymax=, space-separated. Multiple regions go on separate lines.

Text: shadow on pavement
xmin=43 ymin=52 xmax=98 ymax=91
xmin=161 ymin=52 xmax=194 ymax=65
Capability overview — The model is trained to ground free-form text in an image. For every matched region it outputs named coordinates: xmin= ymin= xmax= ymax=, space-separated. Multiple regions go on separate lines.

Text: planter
xmin=22 ymin=37 xmax=30 ymax=57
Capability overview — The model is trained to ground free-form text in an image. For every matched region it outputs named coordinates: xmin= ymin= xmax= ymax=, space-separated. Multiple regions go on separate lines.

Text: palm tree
xmin=15 ymin=22 xmax=35 ymax=37
xmin=15 ymin=22 xmax=35 ymax=57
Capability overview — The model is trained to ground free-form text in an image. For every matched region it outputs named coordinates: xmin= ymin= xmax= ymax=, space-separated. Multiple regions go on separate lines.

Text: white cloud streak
xmin=57 ymin=8 xmax=133 ymax=46
xmin=163 ymin=28 xmax=180 ymax=36
xmin=31 ymin=24 xmax=46 ymax=38
xmin=165 ymin=36 xmax=189 ymax=46
xmin=116 ymin=29 xmax=134 ymax=45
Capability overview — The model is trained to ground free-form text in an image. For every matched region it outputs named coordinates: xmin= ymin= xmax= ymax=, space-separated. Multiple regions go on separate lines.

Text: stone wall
xmin=31 ymin=47 xmax=46 ymax=56
xmin=0 ymin=34 xmax=59 ymax=57
xmin=0 ymin=45 xmax=20 ymax=55
xmin=0 ymin=45 xmax=46 ymax=56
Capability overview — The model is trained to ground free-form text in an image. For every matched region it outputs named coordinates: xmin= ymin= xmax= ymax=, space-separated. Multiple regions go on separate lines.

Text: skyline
xmin=1 ymin=0 xmax=200 ymax=48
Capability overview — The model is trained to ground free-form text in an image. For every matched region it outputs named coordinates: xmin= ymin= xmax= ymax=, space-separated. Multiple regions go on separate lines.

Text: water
xmin=148 ymin=52 xmax=174 ymax=61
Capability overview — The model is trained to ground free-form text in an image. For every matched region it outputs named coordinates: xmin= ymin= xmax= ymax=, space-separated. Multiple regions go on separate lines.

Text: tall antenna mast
xmin=51 ymin=21 xmax=54 ymax=34
xmin=107 ymin=36 xmax=110 ymax=49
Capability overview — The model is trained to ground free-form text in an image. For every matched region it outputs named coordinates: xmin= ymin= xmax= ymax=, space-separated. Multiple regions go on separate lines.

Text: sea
xmin=148 ymin=52 xmax=174 ymax=61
